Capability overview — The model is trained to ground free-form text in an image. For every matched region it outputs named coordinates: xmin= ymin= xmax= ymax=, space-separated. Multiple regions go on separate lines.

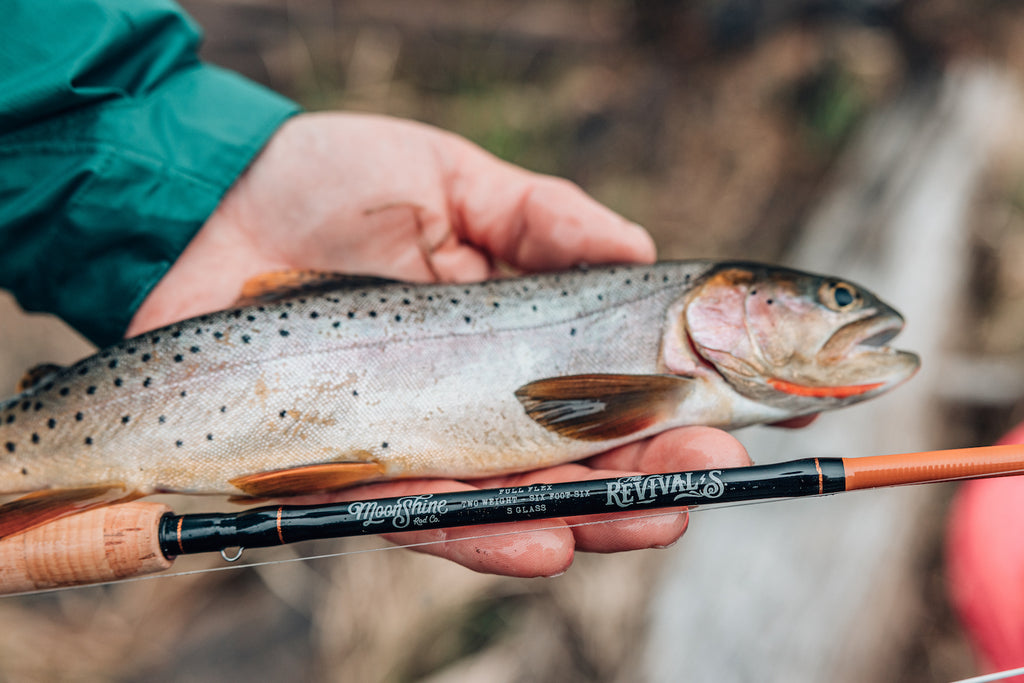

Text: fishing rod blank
xmin=2 ymin=445 xmax=1024 ymax=594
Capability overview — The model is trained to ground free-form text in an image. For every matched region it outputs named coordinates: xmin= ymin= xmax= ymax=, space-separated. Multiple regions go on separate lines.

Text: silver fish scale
xmin=0 ymin=262 xmax=717 ymax=494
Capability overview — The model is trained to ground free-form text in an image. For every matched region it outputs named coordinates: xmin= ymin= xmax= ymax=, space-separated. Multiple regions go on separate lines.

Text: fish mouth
xmin=820 ymin=311 xmax=907 ymax=359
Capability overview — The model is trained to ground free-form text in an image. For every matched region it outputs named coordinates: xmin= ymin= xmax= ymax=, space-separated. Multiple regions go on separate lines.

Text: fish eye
xmin=821 ymin=281 xmax=860 ymax=311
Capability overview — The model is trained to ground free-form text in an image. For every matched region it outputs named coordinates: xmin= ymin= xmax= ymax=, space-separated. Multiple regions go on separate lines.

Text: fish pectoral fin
xmin=229 ymin=462 xmax=385 ymax=498
xmin=236 ymin=269 xmax=406 ymax=306
xmin=0 ymin=485 xmax=138 ymax=539
xmin=16 ymin=363 xmax=64 ymax=392
xmin=515 ymin=374 xmax=695 ymax=442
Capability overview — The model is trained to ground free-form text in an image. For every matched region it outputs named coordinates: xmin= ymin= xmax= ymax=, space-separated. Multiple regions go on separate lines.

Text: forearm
xmin=0 ymin=0 xmax=299 ymax=346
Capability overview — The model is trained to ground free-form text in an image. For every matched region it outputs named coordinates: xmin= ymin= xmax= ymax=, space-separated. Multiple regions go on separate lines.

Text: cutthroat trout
xmin=0 ymin=262 xmax=918 ymax=537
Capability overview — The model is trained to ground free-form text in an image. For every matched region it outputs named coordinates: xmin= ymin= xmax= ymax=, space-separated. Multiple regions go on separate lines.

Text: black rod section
xmin=159 ymin=458 xmax=847 ymax=558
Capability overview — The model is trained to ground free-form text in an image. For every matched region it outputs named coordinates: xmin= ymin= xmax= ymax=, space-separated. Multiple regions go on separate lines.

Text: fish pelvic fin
xmin=515 ymin=374 xmax=695 ymax=442
xmin=0 ymin=486 xmax=139 ymax=540
xmin=236 ymin=269 xmax=405 ymax=306
xmin=229 ymin=462 xmax=385 ymax=498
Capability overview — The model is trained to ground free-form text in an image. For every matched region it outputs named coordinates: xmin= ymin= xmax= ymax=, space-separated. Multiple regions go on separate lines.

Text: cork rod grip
xmin=0 ymin=502 xmax=172 ymax=595
xmin=842 ymin=444 xmax=1024 ymax=491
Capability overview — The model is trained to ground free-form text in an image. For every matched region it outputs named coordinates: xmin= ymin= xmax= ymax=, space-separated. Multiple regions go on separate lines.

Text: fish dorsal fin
xmin=0 ymin=486 xmax=139 ymax=539
xmin=236 ymin=269 xmax=405 ymax=306
xmin=229 ymin=461 xmax=385 ymax=498
xmin=515 ymin=374 xmax=695 ymax=442
xmin=16 ymin=363 xmax=63 ymax=393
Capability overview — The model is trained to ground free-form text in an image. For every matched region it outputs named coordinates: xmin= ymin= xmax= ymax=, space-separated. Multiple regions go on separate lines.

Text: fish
xmin=0 ymin=261 xmax=919 ymax=538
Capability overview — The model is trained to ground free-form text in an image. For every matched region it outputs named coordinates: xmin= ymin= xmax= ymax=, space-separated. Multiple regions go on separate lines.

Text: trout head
xmin=667 ymin=263 xmax=919 ymax=417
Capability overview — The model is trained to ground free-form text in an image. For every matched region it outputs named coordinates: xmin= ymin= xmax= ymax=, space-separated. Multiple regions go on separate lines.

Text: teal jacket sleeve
xmin=0 ymin=0 xmax=301 ymax=346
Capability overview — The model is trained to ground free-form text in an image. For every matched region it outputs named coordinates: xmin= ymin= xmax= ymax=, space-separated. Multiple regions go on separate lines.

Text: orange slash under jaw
xmin=767 ymin=377 xmax=885 ymax=399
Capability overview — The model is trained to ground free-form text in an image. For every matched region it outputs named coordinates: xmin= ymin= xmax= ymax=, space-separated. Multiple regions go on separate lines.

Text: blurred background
xmin=3 ymin=0 xmax=1024 ymax=680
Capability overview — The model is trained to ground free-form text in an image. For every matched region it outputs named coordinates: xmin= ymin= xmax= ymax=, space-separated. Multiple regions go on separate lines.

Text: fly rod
xmin=3 ymin=444 xmax=1024 ymax=595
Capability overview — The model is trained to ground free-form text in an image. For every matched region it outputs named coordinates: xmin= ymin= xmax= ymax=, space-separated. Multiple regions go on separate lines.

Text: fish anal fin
xmin=0 ymin=486 xmax=138 ymax=540
xmin=16 ymin=363 xmax=64 ymax=393
xmin=515 ymin=374 xmax=694 ymax=442
xmin=236 ymin=269 xmax=405 ymax=306
xmin=229 ymin=462 xmax=385 ymax=498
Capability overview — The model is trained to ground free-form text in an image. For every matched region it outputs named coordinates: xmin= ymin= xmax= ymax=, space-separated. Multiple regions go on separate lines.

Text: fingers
xmin=445 ymin=137 xmax=656 ymax=271
xmin=769 ymin=414 xmax=818 ymax=429
xmin=584 ymin=426 xmax=752 ymax=473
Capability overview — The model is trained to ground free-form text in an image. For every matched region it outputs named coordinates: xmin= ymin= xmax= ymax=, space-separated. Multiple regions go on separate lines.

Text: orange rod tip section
xmin=842 ymin=445 xmax=1024 ymax=491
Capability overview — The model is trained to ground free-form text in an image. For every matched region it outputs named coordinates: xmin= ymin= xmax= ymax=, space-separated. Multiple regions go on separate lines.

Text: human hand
xmin=127 ymin=111 xmax=753 ymax=575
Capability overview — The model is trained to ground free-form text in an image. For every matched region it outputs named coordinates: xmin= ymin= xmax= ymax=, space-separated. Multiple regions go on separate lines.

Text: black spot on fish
xmin=333 ymin=321 xmax=341 ymax=328
xmin=121 ymin=415 xmax=130 ymax=424
xmin=190 ymin=346 xmax=200 ymax=353
xmin=195 ymin=328 xmax=202 ymax=334
xmin=151 ymin=336 xmax=161 ymax=344
xmin=493 ymin=302 xmax=500 ymax=308
xmin=213 ymin=332 xmax=223 ymax=340
xmin=279 ymin=329 xmax=290 ymax=337
xmin=143 ymin=377 xmax=152 ymax=388
xmin=279 ymin=410 xmax=287 ymax=418
xmin=464 ymin=316 xmax=472 ymax=324
xmin=20 ymin=401 xmax=29 ymax=411
xmin=751 ymin=289 xmax=758 ymax=295
xmin=242 ymin=335 xmax=251 ymax=344
xmin=126 ymin=347 xmax=136 ymax=354
xmin=382 ymin=442 xmax=389 ymax=449
xmin=30 ymin=433 xmax=38 ymax=444
xmin=352 ymin=390 xmax=359 ymax=397
xmin=625 ymin=279 xmax=632 ymax=285
xmin=141 ymin=353 xmax=151 ymax=362
xmin=207 ymin=433 xmax=214 ymax=441
xmin=347 ymin=312 xmax=355 ymax=319
xmin=451 ymin=298 xmax=460 ymax=305
xmin=84 ymin=436 xmax=93 ymax=446
xmin=561 ymin=290 xmax=568 ymax=297
xmin=114 ymin=378 xmax=123 ymax=387
xmin=75 ymin=412 xmax=83 ymax=421
xmin=5 ymin=415 xmax=14 ymax=424
xmin=285 ymin=301 xmax=293 ymax=308
xmin=46 ymin=418 xmax=56 ymax=429
xmin=175 ymin=440 xmax=183 ymax=447
xmin=77 ymin=367 xmax=88 ymax=376
xmin=158 ymin=415 xmax=166 ymax=424
xmin=570 ymin=328 xmax=577 ymax=336
xmin=20 ymin=468 xmax=27 ymax=476
xmin=310 ymin=312 xmax=319 ymax=319
xmin=86 ymin=386 xmax=96 ymax=395
xmin=172 ymin=330 xmax=182 ymax=338
xmin=369 ymin=311 xmax=377 ymax=318
xmin=532 ymin=305 xmax=538 ymax=312
xmin=42 ymin=382 xmax=53 ymax=392
xmin=5 ymin=442 xmax=14 ymax=453
xmin=684 ymin=274 xmax=690 ymax=282
xmin=33 ymin=402 xmax=42 ymax=411
xmin=402 ymin=299 xmax=411 ymax=305
xmin=258 ymin=306 xmax=266 ymax=312
xmin=597 ymin=294 xmax=604 ymax=301
xmin=395 ymin=315 xmax=402 ymax=322
xmin=280 ymin=312 xmax=288 ymax=319
xmin=180 ymin=391 xmax=187 ymax=398
xmin=59 ymin=387 xmax=69 ymax=397
xmin=247 ymin=315 xmax=256 ymax=322
xmin=220 ymin=406 xmax=227 ymax=413
xmin=643 ymin=274 xmax=650 ymax=281
xmin=174 ymin=354 xmax=184 ymax=362
xmin=766 ymin=299 xmax=774 ymax=305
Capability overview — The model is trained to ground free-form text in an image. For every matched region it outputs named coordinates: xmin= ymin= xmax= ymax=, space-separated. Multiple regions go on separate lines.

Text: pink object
xmin=947 ymin=422 xmax=1024 ymax=674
